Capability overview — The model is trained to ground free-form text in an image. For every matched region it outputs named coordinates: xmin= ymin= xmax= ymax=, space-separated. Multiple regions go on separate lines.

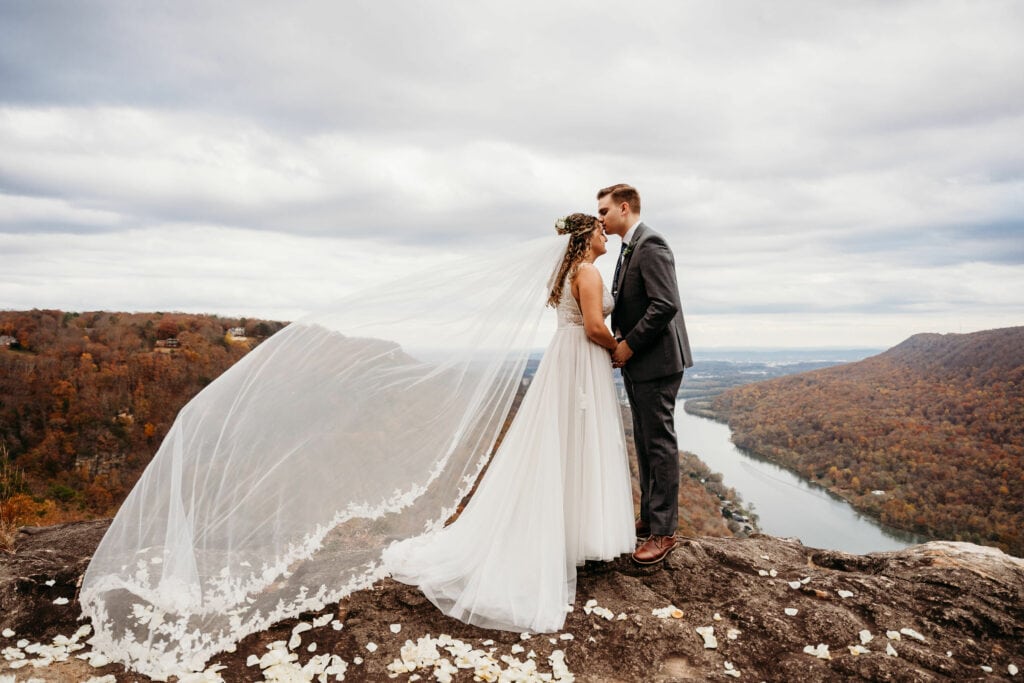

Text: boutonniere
xmin=623 ymin=241 xmax=638 ymax=258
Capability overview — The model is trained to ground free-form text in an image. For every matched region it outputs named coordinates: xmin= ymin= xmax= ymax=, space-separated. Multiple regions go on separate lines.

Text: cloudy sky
xmin=1 ymin=1 xmax=1022 ymax=349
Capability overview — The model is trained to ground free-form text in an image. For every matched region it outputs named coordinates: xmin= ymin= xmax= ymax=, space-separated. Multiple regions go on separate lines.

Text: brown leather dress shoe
xmin=635 ymin=518 xmax=651 ymax=541
xmin=632 ymin=535 xmax=677 ymax=565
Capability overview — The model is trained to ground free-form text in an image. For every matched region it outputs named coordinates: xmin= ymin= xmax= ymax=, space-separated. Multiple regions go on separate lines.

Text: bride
xmin=79 ymin=213 xmax=634 ymax=678
xmin=382 ymin=213 xmax=634 ymax=632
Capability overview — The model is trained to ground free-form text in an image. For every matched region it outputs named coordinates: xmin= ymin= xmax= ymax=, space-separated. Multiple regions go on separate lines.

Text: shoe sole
xmin=631 ymin=544 xmax=677 ymax=565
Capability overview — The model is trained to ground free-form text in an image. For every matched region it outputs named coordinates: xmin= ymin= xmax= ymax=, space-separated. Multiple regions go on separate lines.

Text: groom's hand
xmin=612 ymin=340 xmax=633 ymax=367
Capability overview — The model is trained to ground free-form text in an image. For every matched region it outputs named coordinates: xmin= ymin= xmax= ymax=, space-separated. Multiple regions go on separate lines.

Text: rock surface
xmin=1 ymin=520 xmax=1022 ymax=681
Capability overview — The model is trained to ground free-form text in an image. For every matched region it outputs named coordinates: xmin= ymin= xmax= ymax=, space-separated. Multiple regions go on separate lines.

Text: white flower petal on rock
xmin=982 ymin=665 xmax=993 ymax=673
xmin=390 ymin=624 xmax=402 ymax=634
xmin=886 ymin=630 xmax=901 ymax=640
xmin=803 ymin=644 xmax=831 ymax=660
xmin=788 ymin=581 xmax=802 ymax=589
xmin=758 ymin=570 xmax=769 ymax=577
xmin=695 ymin=626 xmax=717 ymax=649
xmin=365 ymin=642 xmax=378 ymax=653
xmin=800 ymin=577 xmax=811 ymax=584
xmin=616 ymin=613 xmax=627 ymax=621
xmin=769 ymin=569 xmax=778 ymax=577
xmin=246 ymin=654 xmax=259 ymax=667
xmin=1009 ymin=663 xmax=1018 ymax=676
xmin=308 ymin=642 xmax=317 ymax=652
xmin=886 ymin=643 xmax=898 ymax=657
xmin=848 ymin=645 xmax=870 ymax=655
xmin=52 ymin=597 xmax=69 ymax=605
xmin=837 ymin=590 xmax=854 ymax=599
xmin=353 ymin=656 xmax=363 ymax=664
xmin=784 ymin=608 xmax=798 ymax=616
xmin=511 ymin=644 xmax=525 ymax=654
xmin=859 ymin=630 xmax=873 ymax=644
xmin=520 ymin=632 xmax=532 ymax=640
xmin=312 ymin=614 xmax=333 ymax=628
xmin=899 ymin=628 xmax=925 ymax=642
xmin=713 ymin=613 xmax=722 ymax=621
xmin=288 ymin=633 xmax=302 ymax=650
xmin=726 ymin=628 xmax=741 ymax=640
xmin=292 ymin=622 xmax=312 ymax=635
xmin=1 ymin=629 xmax=13 ymax=638
xmin=44 ymin=580 xmax=56 ymax=587
xmin=559 ymin=633 xmax=573 ymax=641
xmin=331 ymin=620 xmax=344 ymax=631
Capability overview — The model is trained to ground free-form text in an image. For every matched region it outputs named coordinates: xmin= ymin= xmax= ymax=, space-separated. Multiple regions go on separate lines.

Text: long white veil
xmin=79 ymin=234 xmax=569 ymax=678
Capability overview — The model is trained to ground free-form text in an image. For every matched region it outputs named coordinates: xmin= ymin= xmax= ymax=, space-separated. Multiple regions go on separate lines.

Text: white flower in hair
xmin=555 ymin=216 xmax=567 ymax=232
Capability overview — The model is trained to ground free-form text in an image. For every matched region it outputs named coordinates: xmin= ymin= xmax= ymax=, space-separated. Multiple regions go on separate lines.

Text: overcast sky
xmin=1 ymin=0 xmax=1021 ymax=348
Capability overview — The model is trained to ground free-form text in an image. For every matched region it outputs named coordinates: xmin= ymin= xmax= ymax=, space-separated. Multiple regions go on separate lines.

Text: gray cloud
xmin=0 ymin=0 xmax=1022 ymax=346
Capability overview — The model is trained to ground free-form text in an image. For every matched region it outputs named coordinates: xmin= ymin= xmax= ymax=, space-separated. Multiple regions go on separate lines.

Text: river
xmin=675 ymin=404 xmax=930 ymax=554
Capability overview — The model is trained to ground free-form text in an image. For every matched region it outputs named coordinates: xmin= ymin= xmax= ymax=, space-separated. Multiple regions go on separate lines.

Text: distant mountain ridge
xmin=880 ymin=326 xmax=1023 ymax=375
xmin=711 ymin=326 xmax=1024 ymax=557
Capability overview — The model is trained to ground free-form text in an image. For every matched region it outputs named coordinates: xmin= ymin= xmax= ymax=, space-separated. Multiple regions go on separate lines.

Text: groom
xmin=598 ymin=183 xmax=693 ymax=565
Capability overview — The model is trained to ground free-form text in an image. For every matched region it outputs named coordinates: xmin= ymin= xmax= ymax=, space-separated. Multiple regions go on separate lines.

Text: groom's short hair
xmin=597 ymin=184 xmax=641 ymax=214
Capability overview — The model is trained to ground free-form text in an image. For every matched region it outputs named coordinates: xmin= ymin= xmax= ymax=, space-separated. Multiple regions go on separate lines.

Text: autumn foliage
xmin=0 ymin=309 xmax=285 ymax=533
xmin=712 ymin=326 xmax=1024 ymax=556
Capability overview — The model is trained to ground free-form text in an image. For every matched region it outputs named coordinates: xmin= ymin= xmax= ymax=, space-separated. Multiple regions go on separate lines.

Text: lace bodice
xmin=557 ymin=274 xmax=613 ymax=328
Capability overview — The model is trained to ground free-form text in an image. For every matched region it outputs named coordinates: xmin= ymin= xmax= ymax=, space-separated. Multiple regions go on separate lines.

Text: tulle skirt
xmin=383 ymin=326 xmax=635 ymax=632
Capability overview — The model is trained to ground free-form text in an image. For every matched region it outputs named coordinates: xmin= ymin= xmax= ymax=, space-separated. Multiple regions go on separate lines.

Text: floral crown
xmin=554 ymin=214 xmax=597 ymax=237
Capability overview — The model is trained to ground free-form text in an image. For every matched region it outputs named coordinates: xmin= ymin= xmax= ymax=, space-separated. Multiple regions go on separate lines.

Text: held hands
xmin=611 ymin=339 xmax=633 ymax=369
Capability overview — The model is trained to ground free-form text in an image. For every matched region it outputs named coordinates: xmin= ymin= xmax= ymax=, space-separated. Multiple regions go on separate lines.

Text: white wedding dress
xmin=80 ymin=235 xmax=631 ymax=678
xmin=383 ymin=276 xmax=635 ymax=633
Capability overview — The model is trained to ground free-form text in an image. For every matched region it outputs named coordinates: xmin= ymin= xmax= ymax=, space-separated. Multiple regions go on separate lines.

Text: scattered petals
xmin=726 ymin=628 xmax=741 ymax=640
xmin=848 ymin=644 xmax=870 ymax=655
xmin=886 ymin=630 xmax=901 ymax=640
xmin=44 ymin=580 xmax=56 ymax=587
xmin=784 ymin=608 xmax=799 ymax=616
xmin=390 ymin=624 xmax=402 ymax=634
xmin=1 ymin=629 xmax=13 ymax=638
xmin=712 ymin=612 xmax=722 ymax=621
xmin=837 ymin=590 xmax=854 ymax=599
xmin=982 ymin=665 xmax=993 ymax=673
xmin=52 ymin=597 xmax=69 ymax=605
xmin=899 ymin=627 xmax=925 ymax=642
xmin=365 ymin=642 xmax=378 ymax=653
xmin=788 ymin=581 xmax=802 ymax=589
xmin=1009 ymin=663 xmax=1019 ymax=676
xmin=886 ymin=642 xmax=898 ymax=657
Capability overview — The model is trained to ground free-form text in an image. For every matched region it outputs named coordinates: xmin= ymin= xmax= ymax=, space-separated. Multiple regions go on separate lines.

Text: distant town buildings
xmin=227 ymin=327 xmax=246 ymax=338
xmin=0 ymin=335 xmax=15 ymax=347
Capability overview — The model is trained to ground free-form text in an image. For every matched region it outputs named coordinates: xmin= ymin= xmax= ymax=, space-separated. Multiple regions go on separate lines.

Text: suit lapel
xmin=614 ymin=223 xmax=647 ymax=302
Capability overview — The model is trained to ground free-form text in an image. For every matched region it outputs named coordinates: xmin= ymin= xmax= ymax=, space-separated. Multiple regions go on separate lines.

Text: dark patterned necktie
xmin=612 ymin=241 xmax=628 ymax=297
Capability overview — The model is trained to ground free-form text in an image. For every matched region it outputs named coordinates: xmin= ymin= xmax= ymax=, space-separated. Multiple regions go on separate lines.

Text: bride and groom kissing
xmin=384 ymin=182 xmax=693 ymax=631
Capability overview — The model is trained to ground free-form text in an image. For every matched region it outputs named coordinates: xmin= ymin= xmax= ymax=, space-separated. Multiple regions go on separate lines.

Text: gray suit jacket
xmin=611 ymin=222 xmax=693 ymax=382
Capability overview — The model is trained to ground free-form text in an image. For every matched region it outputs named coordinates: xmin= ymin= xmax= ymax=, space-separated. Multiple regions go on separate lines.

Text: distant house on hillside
xmin=0 ymin=335 xmax=16 ymax=347
xmin=227 ymin=327 xmax=246 ymax=338
xmin=155 ymin=338 xmax=180 ymax=349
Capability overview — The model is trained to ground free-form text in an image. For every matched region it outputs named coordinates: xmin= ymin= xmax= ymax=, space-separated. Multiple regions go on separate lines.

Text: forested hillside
xmin=712 ymin=326 xmax=1024 ymax=556
xmin=0 ymin=310 xmax=286 ymax=535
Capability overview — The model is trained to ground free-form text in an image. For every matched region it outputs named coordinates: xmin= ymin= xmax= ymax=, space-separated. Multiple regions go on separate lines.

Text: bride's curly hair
xmin=547 ymin=212 xmax=601 ymax=307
